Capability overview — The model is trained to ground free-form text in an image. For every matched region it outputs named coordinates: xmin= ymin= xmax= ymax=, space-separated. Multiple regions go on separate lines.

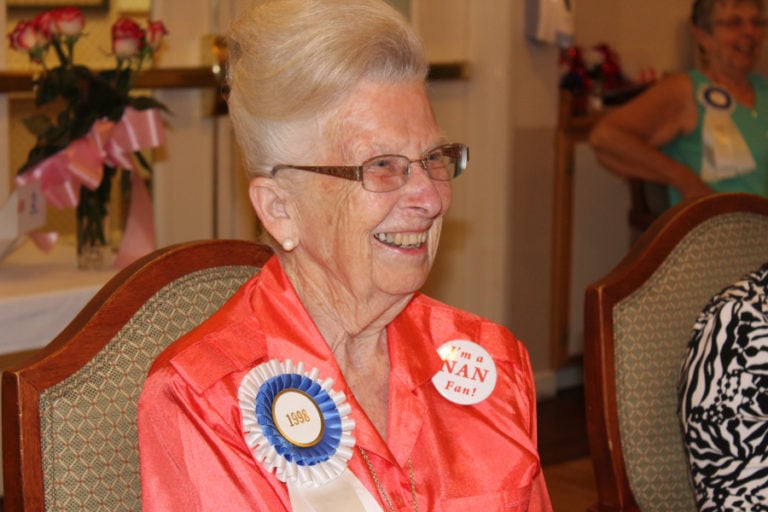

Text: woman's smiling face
xmin=286 ymin=79 xmax=452 ymax=303
xmin=701 ymin=0 xmax=766 ymax=74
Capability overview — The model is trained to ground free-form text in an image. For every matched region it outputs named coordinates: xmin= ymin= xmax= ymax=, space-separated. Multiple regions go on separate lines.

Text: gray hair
xmin=691 ymin=0 xmax=764 ymax=31
xmin=226 ymin=0 xmax=429 ymax=178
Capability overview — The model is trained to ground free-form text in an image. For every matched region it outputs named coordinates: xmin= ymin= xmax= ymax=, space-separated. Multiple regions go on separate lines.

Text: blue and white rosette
xmin=239 ymin=359 xmax=356 ymax=487
xmin=698 ymin=83 xmax=755 ymax=182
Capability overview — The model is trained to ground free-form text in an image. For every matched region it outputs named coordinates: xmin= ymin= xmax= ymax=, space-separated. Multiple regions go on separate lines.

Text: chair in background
xmin=627 ymin=179 xmax=669 ymax=234
xmin=583 ymin=192 xmax=768 ymax=512
xmin=2 ymin=239 xmax=273 ymax=511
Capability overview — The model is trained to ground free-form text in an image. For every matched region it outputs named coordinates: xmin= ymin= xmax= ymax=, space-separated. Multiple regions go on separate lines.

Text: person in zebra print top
xmin=679 ymin=262 xmax=768 ymax=510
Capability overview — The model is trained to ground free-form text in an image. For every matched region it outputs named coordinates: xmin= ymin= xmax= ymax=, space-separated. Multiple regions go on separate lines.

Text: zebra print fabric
xmin=678 ymin=262 xmax=768 ymax=511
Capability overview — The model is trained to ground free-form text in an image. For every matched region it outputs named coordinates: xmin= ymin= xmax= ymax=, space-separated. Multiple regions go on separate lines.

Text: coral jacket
xmin=138 ymin=257 xmax=552 ymax=511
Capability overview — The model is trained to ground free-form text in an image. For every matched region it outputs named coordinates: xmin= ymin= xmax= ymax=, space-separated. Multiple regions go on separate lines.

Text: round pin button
xmin=431 ymin=339 xmax=497 ymax=405
xmin=702 ymin=86 xmax=732 ymax=110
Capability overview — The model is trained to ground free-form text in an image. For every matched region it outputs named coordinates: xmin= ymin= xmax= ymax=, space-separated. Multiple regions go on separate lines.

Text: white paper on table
xmin=0 ymin=182 xmax=46 ymax=261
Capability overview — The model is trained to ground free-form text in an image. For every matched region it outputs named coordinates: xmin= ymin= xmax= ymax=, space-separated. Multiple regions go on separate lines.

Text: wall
xmin=418 ymin=0 xmax=512 ymax=328
xmin=507 ymin=1 xmax=561 ymax=395
xmin=151 ymin=0 xmax=217 ymax=245
xmin=575 ymin=1 xmax=694 ymax=77
xmin=561 ymin=2 xmax=696 ymax=367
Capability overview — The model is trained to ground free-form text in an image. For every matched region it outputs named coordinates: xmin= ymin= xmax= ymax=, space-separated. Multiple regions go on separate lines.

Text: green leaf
xmin=22 ymin=115 xmax=54 ymax=136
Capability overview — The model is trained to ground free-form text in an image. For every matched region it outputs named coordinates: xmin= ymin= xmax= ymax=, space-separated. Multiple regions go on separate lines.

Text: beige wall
xmin=575 ymin=1 xmax=695 ymax=77
xmin=552 ymin=2 xmax=704 ymax=374
xmin=508 ymin=1 xmax=560 ymax=391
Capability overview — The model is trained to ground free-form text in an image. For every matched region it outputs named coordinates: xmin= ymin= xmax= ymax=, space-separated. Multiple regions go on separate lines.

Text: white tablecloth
xmin=0 ymin=239 xmax=116 ymax=354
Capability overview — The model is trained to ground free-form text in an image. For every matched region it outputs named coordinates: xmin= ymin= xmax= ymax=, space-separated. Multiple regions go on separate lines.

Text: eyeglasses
xmin=712 ymin=16 xmax=768 ymax=30
xmin=270 ymin=143 xmax=469 ymax=193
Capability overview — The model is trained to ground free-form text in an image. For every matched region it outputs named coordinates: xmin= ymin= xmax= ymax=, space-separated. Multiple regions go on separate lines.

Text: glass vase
xmin=76 ymin=167 xmax=115 ymax=270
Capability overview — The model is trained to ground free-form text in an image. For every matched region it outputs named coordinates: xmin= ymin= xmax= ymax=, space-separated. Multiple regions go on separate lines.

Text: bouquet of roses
xmin=8 ymin=7 xmax=169 ymax=268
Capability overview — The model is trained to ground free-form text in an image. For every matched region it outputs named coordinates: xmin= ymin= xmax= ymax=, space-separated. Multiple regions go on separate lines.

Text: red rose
xmin=111 ymin=17 xmax=145 ymax=58
xmin=31 ymin=10 xmax=54 ymax=40
xmin=7 ymin=20 xmax=45 ymax=62
xmin=146 ymin=20 xmax=168 ymax=51
xmin=51 ymin=7 xmax=85 ymax=38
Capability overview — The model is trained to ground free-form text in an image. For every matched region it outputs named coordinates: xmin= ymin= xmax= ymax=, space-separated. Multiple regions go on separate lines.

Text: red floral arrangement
xmin=7 ymin=7 xmax=169 ymax=267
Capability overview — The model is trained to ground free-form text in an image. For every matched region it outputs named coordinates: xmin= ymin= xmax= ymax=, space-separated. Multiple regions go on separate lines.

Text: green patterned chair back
xmin=2 ymin=240 xmax=273 ymax=511
xmin=583 ymin=193 xmax=768 ymax=512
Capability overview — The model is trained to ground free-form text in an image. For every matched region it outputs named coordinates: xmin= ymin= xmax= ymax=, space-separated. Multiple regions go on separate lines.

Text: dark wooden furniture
xmin=583 ymin=193 xmax=768 ymax=511
xmin=2 ymin=239 xmax=272 ymax=511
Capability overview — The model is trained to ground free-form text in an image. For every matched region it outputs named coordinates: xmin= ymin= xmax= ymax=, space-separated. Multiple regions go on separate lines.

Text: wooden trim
xmin=133 ymin=67 xmax=220 ymax=89
xmin=0 ymin=72 xmax=33 ymax=93
xmin=8 ymin=0 xmax=108 ymax=9
xmin=0 ymin=67 xmax=219 ymax=93
xmin=427 ymin=61 xmax=469 ymax=81
xmin=0 ymin=62 xmax=469 ymax=94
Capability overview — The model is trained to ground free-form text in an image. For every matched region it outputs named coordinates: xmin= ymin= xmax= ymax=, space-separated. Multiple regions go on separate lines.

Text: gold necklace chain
xmin=359 ymin=447 xmax=418 ymax=512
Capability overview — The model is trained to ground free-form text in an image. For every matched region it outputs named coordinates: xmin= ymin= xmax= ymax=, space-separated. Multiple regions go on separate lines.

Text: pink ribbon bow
xmin=14 ymin=106 xmax=166 ymax=268
xmin=105 ymin=106 xmax=165 ymax=170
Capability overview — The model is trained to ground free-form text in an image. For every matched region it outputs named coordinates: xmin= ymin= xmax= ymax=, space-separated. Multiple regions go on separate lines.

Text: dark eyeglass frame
xmin=712 ymin=16 xmax=768 ymax=30
xmin=270 ymin=143 xmax=469 ymax=193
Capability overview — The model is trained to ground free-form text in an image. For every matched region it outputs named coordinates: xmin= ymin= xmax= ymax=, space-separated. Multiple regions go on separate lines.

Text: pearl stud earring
xmin=282 ymin=239 xmax=296 ymax=251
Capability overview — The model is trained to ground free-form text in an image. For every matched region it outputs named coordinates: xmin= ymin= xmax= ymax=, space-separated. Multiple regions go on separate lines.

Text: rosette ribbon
xmin=14 ymin=107 xmax=165 ymax=267
xmin=698 ymin=84 xmax=756 ymax=182
xmin=239 ymin=359 xmax=384 ymax=512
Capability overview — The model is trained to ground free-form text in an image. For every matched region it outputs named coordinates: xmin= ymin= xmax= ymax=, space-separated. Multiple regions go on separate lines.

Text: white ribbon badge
xmin=699 ymin=84 xmax=756 ymax=182
xmin=239 ymin=359 xmax=383 ymax=512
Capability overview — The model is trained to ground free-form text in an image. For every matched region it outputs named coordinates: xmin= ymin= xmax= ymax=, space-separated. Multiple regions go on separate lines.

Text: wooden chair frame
xmin=583 ymin=193 xmax=768 ymax=512
xmin=2 ymin=239 xmax=273 ymax=511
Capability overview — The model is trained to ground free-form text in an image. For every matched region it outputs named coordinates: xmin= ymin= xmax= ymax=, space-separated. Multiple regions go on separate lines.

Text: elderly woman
xmin=137 ymin=1 xmax=552 ymax=511
xmin=589 ymin=0 xmax=768 ymax=207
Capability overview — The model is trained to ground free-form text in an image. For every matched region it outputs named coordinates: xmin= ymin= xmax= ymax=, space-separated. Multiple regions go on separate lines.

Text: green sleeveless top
xmin=661 ymin=70 xmax=768 ymax=204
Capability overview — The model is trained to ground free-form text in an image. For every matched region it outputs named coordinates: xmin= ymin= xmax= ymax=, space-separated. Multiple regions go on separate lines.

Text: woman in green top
xmin=590 ymin=0 xmax=768 ymax=206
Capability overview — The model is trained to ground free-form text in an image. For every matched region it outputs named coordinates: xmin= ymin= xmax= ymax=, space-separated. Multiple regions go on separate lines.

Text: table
xmin=0 ymin=238 xmax=116 ymax=354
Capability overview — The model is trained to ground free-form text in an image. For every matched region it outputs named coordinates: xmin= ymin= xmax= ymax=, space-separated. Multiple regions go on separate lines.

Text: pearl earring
xmin=282 ymin=239 xmax=296 ymax=251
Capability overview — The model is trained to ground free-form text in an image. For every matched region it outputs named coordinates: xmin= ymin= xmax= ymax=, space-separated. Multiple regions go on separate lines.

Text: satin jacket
xmin=138 ymin=257 xmax=552 ymax=511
